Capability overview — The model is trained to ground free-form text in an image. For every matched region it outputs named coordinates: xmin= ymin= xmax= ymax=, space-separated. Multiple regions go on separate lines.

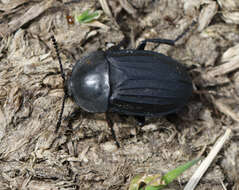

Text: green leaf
xmin=75 ymin=9 xmax=101 ymax=23
xmin=162 ymin=158 xmax=201 ymax=185
xmin=129 ymin=158 xmax=201 ymax=190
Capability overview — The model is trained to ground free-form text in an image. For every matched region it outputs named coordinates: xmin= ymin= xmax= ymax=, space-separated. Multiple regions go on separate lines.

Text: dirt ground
xmin=0 ymin=0 xmax=239 ymax=189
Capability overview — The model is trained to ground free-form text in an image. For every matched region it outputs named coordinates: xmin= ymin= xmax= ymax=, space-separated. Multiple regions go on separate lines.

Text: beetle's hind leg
xmin=105 ymin=113 xmax=120 ymax=148
xmin=135 ymin=116 xmax=146 ymax=127
xmin=136 ymin=21 xmax=196 ymax=50
xmin=134 ymin=116 xmax=146 ymax=139
xmin=166 ymin=113 xmax=184 ymax=131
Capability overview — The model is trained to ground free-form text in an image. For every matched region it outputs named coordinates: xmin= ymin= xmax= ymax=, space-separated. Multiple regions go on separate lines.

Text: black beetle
xmin=51 ymin=21 xmax=195 ymax=147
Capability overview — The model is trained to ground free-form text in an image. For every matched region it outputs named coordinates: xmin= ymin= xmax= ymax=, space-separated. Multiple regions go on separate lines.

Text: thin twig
xmin=184 ymin=129 xmax=231 ymax=190
xmin=98 ymin=0 xmax=112 ymax=17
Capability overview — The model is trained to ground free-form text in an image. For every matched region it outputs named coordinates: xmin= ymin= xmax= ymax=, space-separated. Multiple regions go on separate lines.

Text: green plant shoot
xmin=129 ymin=158 xmax=201 ymax=190
xmin=75 ymin=9 xmax=101 ymax=23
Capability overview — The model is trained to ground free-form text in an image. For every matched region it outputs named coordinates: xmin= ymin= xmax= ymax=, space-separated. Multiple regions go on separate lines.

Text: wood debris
xmin=0 ymin=0 xmax=57 ymax=37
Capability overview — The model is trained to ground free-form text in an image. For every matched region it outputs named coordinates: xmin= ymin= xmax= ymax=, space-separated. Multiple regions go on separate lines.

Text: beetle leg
xmin=105 ymin=113 xmax=120 ymax=148
xmin=136 ymin=21 xmax=196 ymax=50
xmin=107 ymin=37 xmax=129 ymax=51
xmin=64 ymin=109 xmax=82 ymax=122
xmin=134 ymin=116 xmax=146 ymax=127
xmin=136 ymin=38 xmax=175 ymax=50
xmin=63 ymin=109 xmax=83 ymax=131
xmin=108 ymin=45 xmax=121 ymax=51
xmin=166 ymin=113 xmax=183 ymax=130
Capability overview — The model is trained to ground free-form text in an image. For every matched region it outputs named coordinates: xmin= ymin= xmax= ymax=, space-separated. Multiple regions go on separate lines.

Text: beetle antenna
xmin=51 ymin=35 xmax=67 ymax=132
xmin=55 ymin=93 xmax=67 ymax=132
xmin=51 ymin=35 xmax=66 ymax=83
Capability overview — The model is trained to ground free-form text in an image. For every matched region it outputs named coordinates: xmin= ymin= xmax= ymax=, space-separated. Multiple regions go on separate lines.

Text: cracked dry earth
xmin=0 ymin=0 xmax=239 ymax=189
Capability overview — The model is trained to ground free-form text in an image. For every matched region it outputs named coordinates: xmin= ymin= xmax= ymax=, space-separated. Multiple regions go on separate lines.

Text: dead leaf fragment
xmin=0 ymin=0 xmax=29 ymax=11
xmin=119 ymin=0 xmax=137 ymax=17
xmin=0 ymin=0 xmax=57 ymax=37
xmin=8 ymin=86 xmax=22 ymax=112
xmin=213 ymin=99 xmax=239 ymax=122
xmin=98 ymin=0 xmax=112 ymax=17
xmin=198 ymin=1 xmax=218 ymax=31
xmin=217 ymin=0 xmax=239 ymax=24
xmin=206 ymin=44 xmax=239 ymax=77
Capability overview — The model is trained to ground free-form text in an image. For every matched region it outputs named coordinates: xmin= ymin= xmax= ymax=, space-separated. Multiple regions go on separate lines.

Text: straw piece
xmin=184 ymin=129 xmax=231 ymax=190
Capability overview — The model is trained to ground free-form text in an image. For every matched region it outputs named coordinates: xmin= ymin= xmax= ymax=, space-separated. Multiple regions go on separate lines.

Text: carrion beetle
xmin=51 ymin=21 xmax=196 ymax=147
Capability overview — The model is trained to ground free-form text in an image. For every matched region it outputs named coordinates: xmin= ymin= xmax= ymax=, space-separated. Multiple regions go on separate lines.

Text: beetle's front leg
xmin=63 ymin=108 xmax=82 ymax=130
xmin=107 ymin=37 xmax=129 ymax=51
xmin=64 ymin=109 xmax=82 ymax=122
xmin=105 ymin=113 xmax=120 ymax=148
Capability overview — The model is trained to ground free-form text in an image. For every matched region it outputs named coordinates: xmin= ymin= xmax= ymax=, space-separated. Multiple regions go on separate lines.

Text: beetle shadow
xmin=63 ymin=109 xmax=125 ymax=128
xmin=63 ymin=108 xmax=192 ymax=145
xmin=64 ymin=110 xmax=136 ymax=129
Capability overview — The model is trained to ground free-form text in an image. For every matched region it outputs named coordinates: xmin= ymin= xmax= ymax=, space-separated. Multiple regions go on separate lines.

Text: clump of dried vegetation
xmin=0 ymin=0 xmax=239 ymax=189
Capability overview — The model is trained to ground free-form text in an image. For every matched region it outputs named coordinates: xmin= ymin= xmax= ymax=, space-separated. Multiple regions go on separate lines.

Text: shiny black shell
xmin=68 ymin=51 xmax=110 ymax=112
xmin=68 ymin=49 xmax=192 ymax=116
